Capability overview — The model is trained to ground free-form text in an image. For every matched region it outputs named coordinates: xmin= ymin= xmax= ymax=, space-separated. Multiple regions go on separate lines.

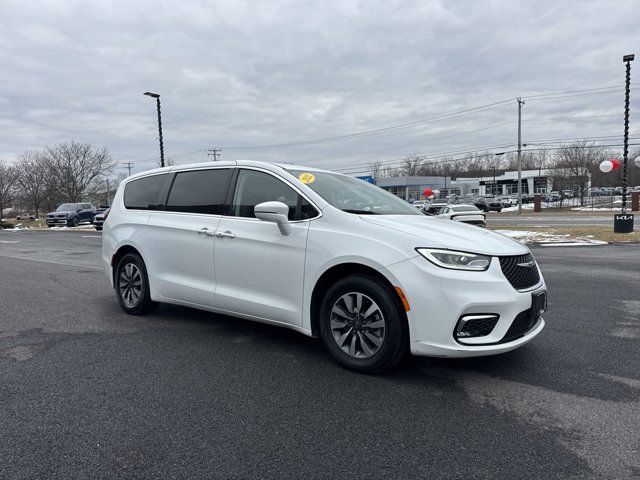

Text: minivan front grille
xmin=498 ymin=253 xmax=540 ymax=290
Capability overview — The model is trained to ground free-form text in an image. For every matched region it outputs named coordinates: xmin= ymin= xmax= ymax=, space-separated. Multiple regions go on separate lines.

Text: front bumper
xmin=385 ymin=254 xmax=546 ymax=358
xmin=46 ymin=217 xmax=69 ymax=225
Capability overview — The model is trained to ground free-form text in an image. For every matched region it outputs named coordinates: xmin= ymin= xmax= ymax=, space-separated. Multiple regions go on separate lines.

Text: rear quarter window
xmin=124 ymin=174 xmax=169 ymax=210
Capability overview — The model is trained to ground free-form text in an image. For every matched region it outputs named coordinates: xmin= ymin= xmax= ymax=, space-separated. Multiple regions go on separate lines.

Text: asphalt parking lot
xmin=1 ymin=230 xmax=639 ymax=479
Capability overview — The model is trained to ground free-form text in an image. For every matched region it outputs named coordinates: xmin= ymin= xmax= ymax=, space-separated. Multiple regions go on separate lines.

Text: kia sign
xmin=614 ymin=213 xmax=634 ymax=233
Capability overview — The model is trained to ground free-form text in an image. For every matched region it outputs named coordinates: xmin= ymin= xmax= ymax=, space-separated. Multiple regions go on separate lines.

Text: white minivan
xmin=102 ymin=161 xmax=547 ymax=373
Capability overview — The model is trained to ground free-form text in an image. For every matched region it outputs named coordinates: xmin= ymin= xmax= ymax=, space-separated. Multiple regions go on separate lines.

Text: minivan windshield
xmin=287 ymin=170 xmax=421 ymax=215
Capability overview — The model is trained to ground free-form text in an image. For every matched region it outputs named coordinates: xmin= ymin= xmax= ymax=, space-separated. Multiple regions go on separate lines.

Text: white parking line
xmin=0 ymin=240 xmax=20 ymax=244
xmin=82 ymin=236 xmax=101 ymax=238
xmin=0 ymin=253 xmax=102 ymax=270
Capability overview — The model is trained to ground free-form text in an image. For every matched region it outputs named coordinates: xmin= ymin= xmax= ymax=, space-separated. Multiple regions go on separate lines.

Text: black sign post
xmin=614 ymin=54 xmax=635 ymax=233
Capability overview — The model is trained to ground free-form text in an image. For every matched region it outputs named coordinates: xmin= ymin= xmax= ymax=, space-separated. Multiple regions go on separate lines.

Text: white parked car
xmin=436 ymin=204 xmax=486 ymax=227
xmin=102 ymin=161 xmax=547 ymax=373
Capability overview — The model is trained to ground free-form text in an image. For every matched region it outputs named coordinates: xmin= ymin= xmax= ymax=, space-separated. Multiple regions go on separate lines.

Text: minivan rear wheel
xmin=115 ymin=253 xmax=157 ymax=315
xmin=319 ymin=275 xmax=408 ymax=373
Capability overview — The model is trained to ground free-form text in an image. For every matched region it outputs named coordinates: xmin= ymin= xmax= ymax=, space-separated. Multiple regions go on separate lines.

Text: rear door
xmin=146 ymin=167 xmax=232 ymax=308
xmin=213 ymin=168 xmax=317 ymax=325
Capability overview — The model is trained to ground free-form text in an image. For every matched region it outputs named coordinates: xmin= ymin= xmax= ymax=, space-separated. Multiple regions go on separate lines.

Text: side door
xmin=213 ymin=168 xmax=318 ymax=326
xmin=146 ymin=168 xmax=232 ymax=309
xmin=82 ymin=204 xmax=93 ymax=222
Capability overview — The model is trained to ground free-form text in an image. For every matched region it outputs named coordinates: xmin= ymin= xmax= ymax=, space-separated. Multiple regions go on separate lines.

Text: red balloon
xmin=611 ymin=158 xmax=620 ymax=170
xmin=423 ymin=187 xmax=433 ymax=197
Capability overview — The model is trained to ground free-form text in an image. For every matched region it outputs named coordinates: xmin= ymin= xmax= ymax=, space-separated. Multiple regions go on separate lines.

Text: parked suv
xmin=102 ymin=161 xmax=547 ymax=373
xmin=45 ymin=203 xmax=96 ymax=227
xmin=93 ymin=205 xmax=110 ymax=231
xmin=474 ymin=196 xmax=503 ymax=212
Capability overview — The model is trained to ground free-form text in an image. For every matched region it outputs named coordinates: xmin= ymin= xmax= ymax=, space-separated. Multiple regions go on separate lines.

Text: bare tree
xmin=368 ymin=160 xmax=384 ymax=180
xmin=400 ymin=155 xmax=423 ymax=176
xmin=14 ymin=150 xmax=49 ymax=217
xmin=43 ymin=141 xmax=117 ymax=202
xmin=0 ymin=160 xmax=18 ymax=219
xmin=553 ymin=141 xmax=609 ymax=205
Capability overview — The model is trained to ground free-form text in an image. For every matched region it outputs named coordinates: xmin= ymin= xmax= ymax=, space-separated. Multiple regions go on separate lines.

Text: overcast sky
xmin=1 ymin=0 xmax=639 ymax=176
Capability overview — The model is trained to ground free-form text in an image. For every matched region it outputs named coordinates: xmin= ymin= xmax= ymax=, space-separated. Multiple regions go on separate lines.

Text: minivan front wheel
xmin=319 ymin=275 xmax=408 ymax=373
xmin=115 ymin=253 xmax=157 ymax=315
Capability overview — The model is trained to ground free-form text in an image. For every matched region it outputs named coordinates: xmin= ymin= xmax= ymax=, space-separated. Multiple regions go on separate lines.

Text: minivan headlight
xmin=416 ymin=248 xmax=491 ymax=271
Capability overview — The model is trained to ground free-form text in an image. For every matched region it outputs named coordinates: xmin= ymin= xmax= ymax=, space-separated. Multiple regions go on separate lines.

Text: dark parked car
xmin=93 ymin=206 xmax=110 ymax=231
xmin=45 ymin=203 xmax=96 ymax=227
xmin=473 ymin=197 xmax=502 ymax=212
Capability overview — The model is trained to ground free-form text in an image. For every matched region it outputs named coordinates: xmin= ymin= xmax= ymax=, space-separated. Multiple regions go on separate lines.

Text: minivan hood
xmin=359 ymin=215 xmax=528 ymax=256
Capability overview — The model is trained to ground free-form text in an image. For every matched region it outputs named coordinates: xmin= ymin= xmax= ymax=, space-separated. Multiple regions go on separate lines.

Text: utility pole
xmin=517 ymin=98 xmax=525 ymax=214
xmin=207 ymin=147 xmax=221 ymax=161
xmin=123 ymin=161 xmax=134 ymax=176
xmin=494 ymin=152 xmax=506 ymax=197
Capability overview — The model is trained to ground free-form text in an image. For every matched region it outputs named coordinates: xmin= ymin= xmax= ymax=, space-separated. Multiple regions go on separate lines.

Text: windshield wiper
xmin=341 ymin=209 xmax=380 ymax=215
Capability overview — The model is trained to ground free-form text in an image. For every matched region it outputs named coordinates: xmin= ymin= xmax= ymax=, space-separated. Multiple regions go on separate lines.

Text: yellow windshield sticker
xmin=298 ymin=172 xmax=316 ymax=184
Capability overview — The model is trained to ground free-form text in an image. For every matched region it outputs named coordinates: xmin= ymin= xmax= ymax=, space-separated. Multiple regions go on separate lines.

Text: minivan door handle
xmin=214 ymin=230 xmax=236 ymax=239
xmin=196 ymin=228 xmax=216 ymax=237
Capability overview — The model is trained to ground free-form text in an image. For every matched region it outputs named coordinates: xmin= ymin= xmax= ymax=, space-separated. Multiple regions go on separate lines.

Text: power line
xmin=303 ymin=121 xmax=516 ymax=164
xmin=324 ymin=136 xmax=640 ymax=176
xmin=127 ymin=82 xmax=640 ymax=163
xmin=219 ymin=99 xmax=516 ymax=150
xmin=524 ymin=83 xmax=639 ymax=99
xmin=331 ymin=142 xmax=640 ymax=176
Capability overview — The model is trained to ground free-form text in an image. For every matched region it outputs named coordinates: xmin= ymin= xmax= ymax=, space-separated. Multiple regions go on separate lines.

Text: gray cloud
xmin=0 ymin=0 xmax=638 ymax=175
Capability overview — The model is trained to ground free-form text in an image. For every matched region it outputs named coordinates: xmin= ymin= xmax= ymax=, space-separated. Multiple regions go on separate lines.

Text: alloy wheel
xmin=119 ymin=263 xmax=143 ymax=308
xmin=330 ymin=292 xmax=386 ymax=359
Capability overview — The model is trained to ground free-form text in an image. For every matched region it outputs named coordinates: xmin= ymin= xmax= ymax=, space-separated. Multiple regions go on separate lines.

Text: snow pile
xmin=494 ymin=230 xmax=569 ymax=242
xmin=47 ymin=224 xmax=96 ymax=231
xmin=572 ymin=207 xmax=618 ymax=212
xmin=494 ymin=229 xmax=607 ymax=246
xmin=500 ymin=204 xmax=535 ymax=212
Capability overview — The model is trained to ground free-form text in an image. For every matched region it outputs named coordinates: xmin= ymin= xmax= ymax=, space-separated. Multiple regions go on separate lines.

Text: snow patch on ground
xmin=46 ymin=224 xmax=96 ymax=231
xmin=499 ymin=204 xmax=535 ymax=212
xmin=494 ymin=229 xmax=607 ymax=246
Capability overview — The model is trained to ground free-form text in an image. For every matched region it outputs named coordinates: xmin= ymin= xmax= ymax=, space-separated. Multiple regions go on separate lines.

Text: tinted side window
xmin=165 ymin=169 xmax=231 ymax=215
xmin=124 ymin=174 xmax=168 ymax=210
xmin=231 ymin=169 xmax=317 ymax=221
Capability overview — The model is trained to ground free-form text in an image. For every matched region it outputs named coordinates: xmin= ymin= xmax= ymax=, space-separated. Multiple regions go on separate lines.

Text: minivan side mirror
xmin=254 ymin=201 xmax=292 ymax=236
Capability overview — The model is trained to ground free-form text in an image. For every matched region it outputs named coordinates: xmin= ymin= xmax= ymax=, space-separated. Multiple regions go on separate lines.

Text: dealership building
xmin=375 ymin=169 xmax=556 ymax=201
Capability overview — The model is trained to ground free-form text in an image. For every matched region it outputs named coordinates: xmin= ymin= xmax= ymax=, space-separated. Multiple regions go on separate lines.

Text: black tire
xmin=114 ymin=253 xmax=158 ymax=315
xmin=69 ymin=216 xmax=79 ymax=227
xmin=90 ymin=217 xmax=94 ymax=224
xmin=319 ymin=275 xmax=408 ymax=374
xmin=95 ymin=226 xmax=102 ymax=231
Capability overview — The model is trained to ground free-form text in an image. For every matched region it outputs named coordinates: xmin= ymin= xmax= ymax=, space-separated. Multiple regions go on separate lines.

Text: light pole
xmin=516 ymin=98 xmax=525 ymax=214
xmin=143 ymin=92 xmax=165 ymax=168
xmin=614 ymin=54 xmax=635 ymax=233
xmin=494 ymin=152 xmax=506 ymax=197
